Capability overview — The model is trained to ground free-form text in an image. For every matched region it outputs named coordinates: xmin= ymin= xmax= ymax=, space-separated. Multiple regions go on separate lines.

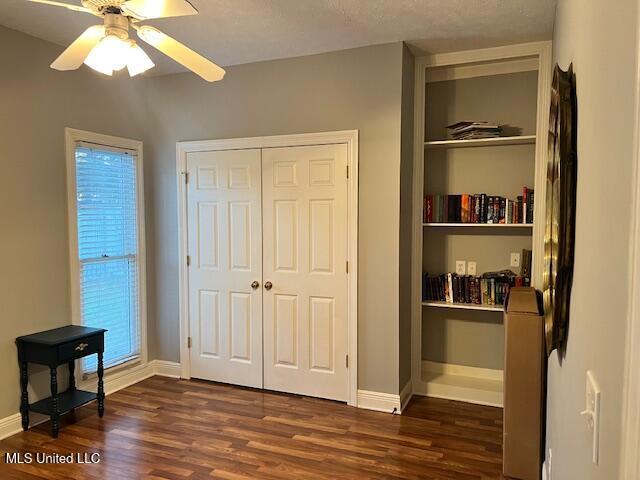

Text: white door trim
xmin=176 ymin=130 xmax=359 ymax=406
xmin=621 ymin=16 xmax=640 ymax=478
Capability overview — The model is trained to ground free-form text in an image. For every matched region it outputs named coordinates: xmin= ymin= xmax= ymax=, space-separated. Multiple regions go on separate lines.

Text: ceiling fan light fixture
xmin=36 ymin=0 xmax=224 ymax=82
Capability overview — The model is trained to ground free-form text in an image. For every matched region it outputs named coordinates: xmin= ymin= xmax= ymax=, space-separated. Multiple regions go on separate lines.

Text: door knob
xmin=264 ymin=281 xmax=273 ymax=291
xmin=251 ymin=281 xmax=260 ymax=290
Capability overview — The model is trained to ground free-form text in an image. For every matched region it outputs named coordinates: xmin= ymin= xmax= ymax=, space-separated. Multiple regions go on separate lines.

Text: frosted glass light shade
xmin=126 ymin=42 xmax=154 ymax=77
xmin=84 ymin=35 xmax=154 ymax=77
xmin=84 ymin=34 xmax=129 ymax=75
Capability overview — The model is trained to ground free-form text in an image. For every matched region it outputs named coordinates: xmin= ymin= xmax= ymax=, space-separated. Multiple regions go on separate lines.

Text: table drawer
xmin=58 ymin=334 xmax=102 ymax=362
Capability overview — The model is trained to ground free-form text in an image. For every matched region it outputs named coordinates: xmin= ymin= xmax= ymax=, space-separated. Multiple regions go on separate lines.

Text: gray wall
xmin=398 ymin=44 xmax=414 ymax=390
xmin=141 ymin=42 xmax=406 ymax=395
xmin=0 ymin=26 xmax=148 ymax=419
xmin=0 ymin=25 xmax=409 ymax=412
xmin=546 ymin=0 xmax=638 ymax=478
xmin=425 ymin=71 xmax=539 ymax=141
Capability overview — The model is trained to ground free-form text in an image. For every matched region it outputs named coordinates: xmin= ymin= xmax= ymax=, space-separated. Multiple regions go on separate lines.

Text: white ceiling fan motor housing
xmin=103 ymin=13 xmax=129 ymax=40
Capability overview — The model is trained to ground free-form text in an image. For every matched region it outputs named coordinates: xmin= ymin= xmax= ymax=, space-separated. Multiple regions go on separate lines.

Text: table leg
xmin=97 ymin=352 xmax=104 ymax=418
xmin=19 ymin=361 xmax=29 ymax=431
xmin=68 ymin=361 xmax=76 ymax=392
xmin=67 ymin=360 xmax=76 ymax=413
xmin=50 ymin=367 xmax=59 ymax=438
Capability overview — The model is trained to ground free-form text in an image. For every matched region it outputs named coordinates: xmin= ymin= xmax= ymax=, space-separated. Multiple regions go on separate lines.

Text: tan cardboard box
xmin=503 ymin=287 xmax=545 ymax=480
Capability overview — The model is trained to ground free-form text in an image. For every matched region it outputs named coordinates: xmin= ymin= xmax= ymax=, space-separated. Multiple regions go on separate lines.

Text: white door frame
xmin=176 ymin=130 xmax=359 ymax=406
xmin=621 ymin=16 xmax=640 ymax=478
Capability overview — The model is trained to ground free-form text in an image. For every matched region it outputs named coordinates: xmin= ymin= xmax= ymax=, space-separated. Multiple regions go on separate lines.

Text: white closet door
xmin=262 ymin=144 xmax=349 ymax=401
xmin=187 ymin=149 xmax=263 ymax=388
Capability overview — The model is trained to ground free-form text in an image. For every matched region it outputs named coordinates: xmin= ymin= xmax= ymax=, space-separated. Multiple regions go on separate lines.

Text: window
xmin=67 ymin=130 xmax=145 ymax=373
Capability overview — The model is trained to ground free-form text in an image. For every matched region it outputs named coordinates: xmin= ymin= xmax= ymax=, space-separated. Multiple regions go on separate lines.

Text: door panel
xmin=187 ymin=149 xmax=262 ymax=388
xmin=274 ymin=294 xmax=299 ymax=367
xmin=309 ymin=200 xmax=334 ymax=273
xmin=262 ymin=144 xmax=348 ymax=401
xmin=198 ymin=290 xmax=220 ymax=357
xmin=274 ymin=201 xmax=298 ymax=272
xmin=310 ymin=296 xmax=335 ymax=371
xmin=229 ymin=291 xmax=252 ymax=361
xmin=197 ymin=202 xmax=219 ymax=269
xmin=229 ymin=202 xmax=252 ymax=270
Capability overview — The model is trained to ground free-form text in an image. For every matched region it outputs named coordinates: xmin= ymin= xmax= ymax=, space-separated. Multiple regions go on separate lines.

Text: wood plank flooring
xmin=0 ymin=376 xmax=504 ymax=479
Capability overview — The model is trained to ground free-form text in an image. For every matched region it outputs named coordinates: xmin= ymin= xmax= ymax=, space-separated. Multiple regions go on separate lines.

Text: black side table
xmin=16 ymin=325 xmax=107 ymax=438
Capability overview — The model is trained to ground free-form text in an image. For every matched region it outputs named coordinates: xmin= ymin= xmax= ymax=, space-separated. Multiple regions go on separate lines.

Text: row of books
xmin=424 ymin=187 xmax=534 ymax=224
xmin=446 ymin=121 xmax=502 ymax=140
xmin=422 ymin=270 xmax=530 ymax=306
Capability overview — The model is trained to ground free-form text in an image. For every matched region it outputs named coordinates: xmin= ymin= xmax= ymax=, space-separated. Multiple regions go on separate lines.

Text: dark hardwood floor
xmin=0 ymin=376 xmax=504 ymax=479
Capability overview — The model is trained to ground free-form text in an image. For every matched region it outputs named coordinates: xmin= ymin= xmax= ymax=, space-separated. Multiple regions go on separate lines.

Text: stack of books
xmin=422 ymin=269 xmax=530 ymax=307
xmin=446 ymin=121 xmax=502 ymax=140
xmin=424 ymin=187 xmax=534 ymax=224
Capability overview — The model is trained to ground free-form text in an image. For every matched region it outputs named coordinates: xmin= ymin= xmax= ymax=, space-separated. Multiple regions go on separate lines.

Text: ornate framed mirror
xmin=543 ymin=64 xmax=578 ymax=356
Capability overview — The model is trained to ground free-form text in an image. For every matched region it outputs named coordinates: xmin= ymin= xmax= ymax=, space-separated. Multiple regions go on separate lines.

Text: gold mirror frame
xmin=544 ymin=64 xmax=578 ymax=356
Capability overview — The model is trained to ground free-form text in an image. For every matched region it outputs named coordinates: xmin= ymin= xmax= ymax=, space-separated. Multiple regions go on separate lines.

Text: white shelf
xmin=423 ymin=223 xmax=533 ymax=228
xmin=417 ymin=362 xmax=504 ymax=408
xmin=424 ymin=135 xmax=536 ymax=149
xmin=422 ymin=301 xmax=503 ymax=312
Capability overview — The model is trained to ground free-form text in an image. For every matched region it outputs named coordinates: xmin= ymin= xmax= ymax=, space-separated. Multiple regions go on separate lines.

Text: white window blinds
xmin=75 ymin=145 xmax=141 ymax=372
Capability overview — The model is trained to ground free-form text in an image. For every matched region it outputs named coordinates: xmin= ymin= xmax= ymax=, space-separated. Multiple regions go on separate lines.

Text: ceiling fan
xmin=27 ymin=0 xmax=225 ymax=81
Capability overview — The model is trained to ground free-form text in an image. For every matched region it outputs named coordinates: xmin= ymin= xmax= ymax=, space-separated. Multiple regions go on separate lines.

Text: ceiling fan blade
xmin=135 ymin=25 xmax=225 ymax=82
xmin=51 ymin=25 xmax=105 ymax=71
xmin=122 ymin=0 xmax=197 ymax=20
xmin=27 ymin=0 xmax=93 ymax=14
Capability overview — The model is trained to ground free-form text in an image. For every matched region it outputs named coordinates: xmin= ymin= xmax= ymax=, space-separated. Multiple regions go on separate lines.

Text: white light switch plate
xmin=455 ymin=261 xmax=466 ymax=275
xmin=584 ymin=370 xmax=601 ymax=464
xmin=510 ymin=253 xmax=521 ymax=268
xmin=467 ymin=261 xmax=477 ymax=276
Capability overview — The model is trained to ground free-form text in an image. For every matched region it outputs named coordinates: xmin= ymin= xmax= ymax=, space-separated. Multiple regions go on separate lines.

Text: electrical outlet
xmin=581 ymin=370 xmax=601 ymax=464
xmin=467 ymin=261 xmax=477 ymax=276
xmin=510 ymin=252 xmax=521 ymax=268
xmin=455 ymin=261 xmax=466 ymax=275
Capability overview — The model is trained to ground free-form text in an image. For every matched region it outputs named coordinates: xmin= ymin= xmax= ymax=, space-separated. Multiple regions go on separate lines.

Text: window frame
xmin=65 ymin=128 xmax=147 ymax=376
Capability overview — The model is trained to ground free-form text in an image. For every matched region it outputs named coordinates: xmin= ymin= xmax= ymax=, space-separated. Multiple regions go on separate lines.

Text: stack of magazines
xmin=447 ymin=121 xmax=502 ymax=140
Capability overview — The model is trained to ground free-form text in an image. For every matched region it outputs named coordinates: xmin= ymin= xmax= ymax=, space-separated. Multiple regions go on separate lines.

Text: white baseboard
xmin=0 ymin=360 xmax=182 ymax=440
xmin=152 ymin=360 xmax=182 ymax=378
xmin=357 ymin=390 xmax=401 ymax=414
xmin=0 ymin=413 xmax=24 ymax=442
xmin=78 ymin=362 xmax=154 ymax=395
xmin=78 ymin=360 xmax=182 ymax=394
xmin=399 ymin=380 xmax=413 ymax=413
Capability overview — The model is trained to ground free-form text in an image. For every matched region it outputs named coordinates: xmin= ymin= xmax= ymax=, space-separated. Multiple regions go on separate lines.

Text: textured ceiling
xmin=0 ymin=0 xmax=557 ymax=76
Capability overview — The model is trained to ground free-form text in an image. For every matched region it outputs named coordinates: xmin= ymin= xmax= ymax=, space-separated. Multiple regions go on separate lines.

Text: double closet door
xmin=186 ymin=144 xmax=349 ymax=402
